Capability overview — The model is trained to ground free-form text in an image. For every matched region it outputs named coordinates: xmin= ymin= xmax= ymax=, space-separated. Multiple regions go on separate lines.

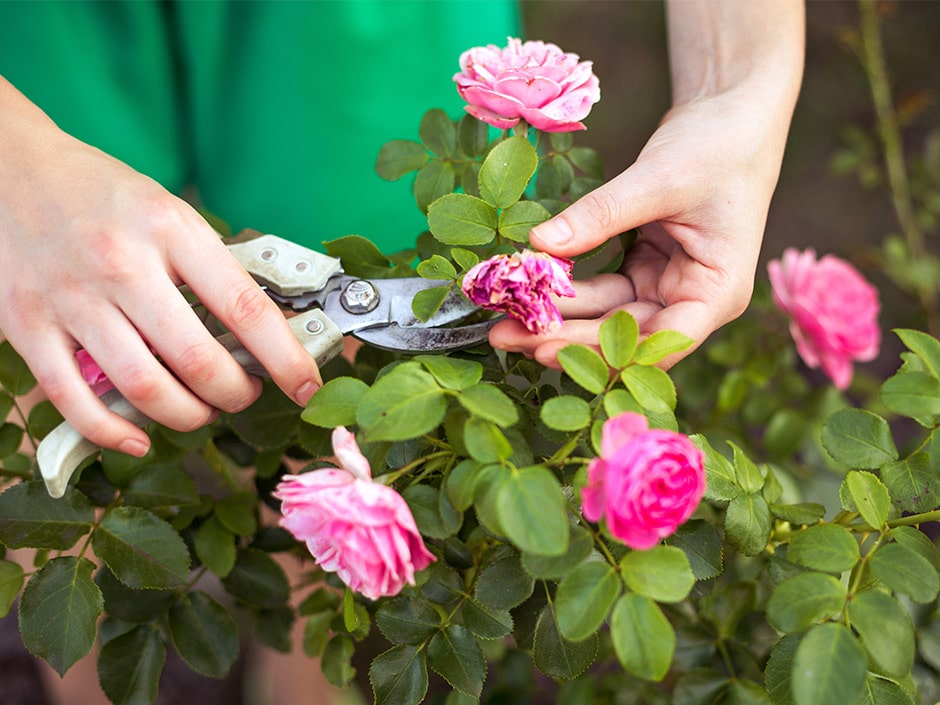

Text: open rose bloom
xmin=274 ymin=427 xmax=434 ymax=600
xmin=768 ymin=248 xmax=881 ymax=390
xmin=582 ymin=412 xmax=706 ymax=550
xmin=462 ymin=250 xmax=575 ymax=334
xmin=454 ymin=37 xmax=600 ymax=132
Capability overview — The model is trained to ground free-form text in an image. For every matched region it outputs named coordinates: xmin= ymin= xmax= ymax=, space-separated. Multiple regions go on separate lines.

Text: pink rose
xmin=462 ymin=250 xmax=575 ymax=334
xmin=454 ymin=37 xmax=600 ymax=132
xmin=768 ymin=248 xmax=881 ymax=390
xmin=76 ymin=349 xmax=115 ymax=396
xmin=581 ymin=412 xmax=705 ymax=551
xmin=274 ymin=427 xmax=434 ymax=600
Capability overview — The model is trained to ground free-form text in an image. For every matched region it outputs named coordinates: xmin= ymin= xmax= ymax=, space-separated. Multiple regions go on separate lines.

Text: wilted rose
xmin=76 ymin=349 xmax=114 ymax=396
xmin=274 ymin=427 xmax=434 ymax=600
xmin=581 ymin=412 xmax=705 ymax=551
xmin=462 ymin=250 xmax=575 ymax=334
xmin=768 ymin=247 xmax=881 ymax=390
xmin=454 ymin=37 xmax=600 ymax=132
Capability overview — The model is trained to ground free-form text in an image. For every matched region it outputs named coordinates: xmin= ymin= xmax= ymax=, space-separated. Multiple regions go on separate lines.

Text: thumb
xmin=529 ymin=163 xmax=674 ymax=258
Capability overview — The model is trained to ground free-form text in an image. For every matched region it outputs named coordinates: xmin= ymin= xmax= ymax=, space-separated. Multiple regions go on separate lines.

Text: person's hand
xmin=490 ymin=0 xmax=804 ymax=370
xmin=0 ymin=78 xmax=321 ymax=457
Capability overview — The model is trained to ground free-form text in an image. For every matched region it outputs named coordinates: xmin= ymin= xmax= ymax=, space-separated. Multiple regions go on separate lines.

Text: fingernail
xmin=295 ymin=380 xmax=320 ymax=406
xmin=533 ymin=218 xmax=572 ymax=247
xmin=119 ymin=438 xmax=150 ymax=458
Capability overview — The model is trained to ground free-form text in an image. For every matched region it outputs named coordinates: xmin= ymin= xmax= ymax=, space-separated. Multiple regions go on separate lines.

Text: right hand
xmin=0 ymin=77 xmax=322 ymax=457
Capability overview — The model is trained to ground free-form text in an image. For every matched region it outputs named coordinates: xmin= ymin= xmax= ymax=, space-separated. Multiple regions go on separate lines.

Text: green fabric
xmin=0 ymin=0 xmax=519 ymax=252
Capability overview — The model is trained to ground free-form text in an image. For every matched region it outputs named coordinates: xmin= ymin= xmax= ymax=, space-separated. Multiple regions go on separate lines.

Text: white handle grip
xmin=37 ymin=310 xmax=344 ymax=498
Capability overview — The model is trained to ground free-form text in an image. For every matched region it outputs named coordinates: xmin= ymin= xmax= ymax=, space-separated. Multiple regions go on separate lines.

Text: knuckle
xmin=579 ymin=187 xmax=622 ymax=232
xmin=173 ymin=339 xmax=220 ymax=387
xmin=225 ymin=284 xmax=271 ymax=332
xmin=114 ymin=364 xmax=161 ymax=406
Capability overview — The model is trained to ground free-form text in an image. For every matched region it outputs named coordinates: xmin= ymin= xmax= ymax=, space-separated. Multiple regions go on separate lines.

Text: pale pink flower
xmin=274 ymin=427 xmax=434 ymax=600
xmin=454 ymin=37 xmax=600 ymax=132
xmin=76 ymin=349 xmax=114 ymax=396
xmin=768 ymin=248 xmax=881 ymax=390
xmin=581 ymin=412 xmax=705 ymax=551
xmin=462 ymin=250 xmax=575 ymax=334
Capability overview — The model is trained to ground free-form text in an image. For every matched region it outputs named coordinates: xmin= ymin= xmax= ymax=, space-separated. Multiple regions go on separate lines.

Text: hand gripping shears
xmin=36 ymin=231 xmax=494 ymax=498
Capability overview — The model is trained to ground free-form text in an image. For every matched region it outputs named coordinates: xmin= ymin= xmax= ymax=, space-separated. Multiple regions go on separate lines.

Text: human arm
xmin=489 ymin=0 xmax=805 ymax=367
xmin=0 ymin=76 xmax=322 ymax=457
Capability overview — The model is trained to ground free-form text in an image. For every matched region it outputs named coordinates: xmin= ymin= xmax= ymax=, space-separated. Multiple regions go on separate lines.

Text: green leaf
xmin=92 ymin=506 xmax=190 ymax=589
xmin=766 ymin=572 xmax=846 ymax=633
xmin=375 ymin=139 xmax=427 ymax=180
xmin=821 ymin=409 xmax=898 ymax=469
xmin=376 ymin=596 xmax=441 ymax=645
xmin=764 ymin=408 xmax=809 ymax=459
xmin=371 ymin=644 xmax=428 ymax=705
xmin=621 ymin=364 xmax=677 ymax=413
xmin=474 ymin=552 xmax=534 ymax=610
xmin=302 ymin=376 xmax=369 ymax=428
xmin=890 ymin=525 xmax=940 ymax=572
xmin=869 ymin=542 xmax=940 ymax=603
xmin=0 ymin=340 xmax=37 ymax=395
xmin=445 ymin=459 xmax=485 ymax=512
xmin=417 ymin=254 xmax=458 ymax=281
xmin=666 ymin=520 xmax=724 ymax=581
xmin=692 ymin=435 xmax=739 ymax=502
xmin=415 ymin=160 xmax=457 ymax=213
xmin=215 ymin=493 xmax=258 ymax=536
xmin=610 ymin=593 xmax=675 ymax=682
xmin=555 ymin=561 xmax=621 ymax=641
xmin=534 ymin=605 xmax=597 ymax=680
xmin=461 ymin=598 xmax=513 ymax=640
xmin=18 ymin=556 xmax=102 ymax=676
xmin=728 ymin=679 xmax=772 ymax=705
xmin=358 ymin=362 xmax=447 ymax=441
xmin=0 ymin=422 xmax=23 ymax=458
xmin=95 ymin=567 xmax=174 ymax=624
xmin=634 ymin=330 xmax=694 ymax=366
xmin=427 ymin=193 xmax=498 ymax=246
xmin=419 ymin=108 xmax=457 ymax=157
xmin=464 ymin=416 xmax=513 ymax=463
xmin=858 ymin=675 xmax=916 ymax=705
xmin=458 ymin=114 xmax=488 ymax=157
xmin=0 ymin=481 xmax=94 ymax=550
xmin=724 ymin=492 xmax=772 ymax=557
xmin=194 ymin=515 xmax=237 ymax=578
xmin=456 ymin=383 xmax=518 ymax=427
xmin=599 ymin=311 xmax=638 ymax=370
xmin=412 ymin=285 xmax=451 ymax=323
xmin=731 ymin=442 xmax=764 ymax=494
xmin=673 ymin=669 xmax=729 ymax=705
xmin=558 ymin=344 xmax=609 ymax=395
xmin=765 ymin=634 xmax=799 ymax=705
xmin=228 ymin=381 xmax=300 ymax=450
xmin=0 ymin=559 xmax=24 ymax=618
xmin=770 ymin=502 xmax=827 ymax=526
xmin=846 ymin=590 xmax=914 ymax=679
xmin=895 ymin=328 xmax=940 ymax=378
xmin=26 ymin=400 xmax=63 ymax=440
xmin=786 ymin=524 xmax=860 ymax=574
xmin=700 ymin=582 xmax=757 ymax=641
xmin=881 ymin=371 xmax=940 ymax=420
xmin=450 ymin=247 xmax=480 ymax=272
xmin=568 ymin=146 xmax=604 ymax=179
xmin=842 ymin=470 xmax=890 ymax=528
xmin=324 ymin=235 xmax=396 ymax=279
xmin=620 ymin=545 xmax=696 ymax=603
xmin=123 ymin=465 xmax=199 ymax=509
xmin=415 ymin=355 xmax=482 ymax=391
xmin=496 ymin=466 xmax=568 ymax=556
xmin=478 ymin=136 xmax=538 ymax=208
xmin=403 ymin=484 xmax=461 ymax=540
xmin=540 ymin=395 xmax=591 ymax=432
xmin=522 ymin=523 xmax=594 ymax=580
xmin=429 ymin=625 xmax=485 ymax=697
xmin=168 ymin=591 xmax=239 ymax=678
xmin=303 ymin=612 xmax=332 ymax=658
xmin=498 ymin=200 xmax=551 ymax=243
xmin=791 ymin=623 xmax=866 ymax=705
xmin=322 ymin=635 xmax=357 ymax=688
xmin=881 ymin=453 xmax=940 ymax=513
xmin=221 ymin=548 xmax=290 ymax=608
xmin=97 ymin=626 xmax=166 ymax=705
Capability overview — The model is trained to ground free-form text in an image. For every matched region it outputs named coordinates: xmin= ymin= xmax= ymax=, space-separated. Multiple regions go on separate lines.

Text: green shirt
xmin=0 ymin=0 xmax=518 ymax=252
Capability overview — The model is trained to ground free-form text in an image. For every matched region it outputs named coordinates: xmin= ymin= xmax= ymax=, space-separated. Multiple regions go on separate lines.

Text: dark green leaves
xmin=168 ymin=591 xmax=239 ymax=678
xmin=429 ymin=625 xmax=485 ymax=697
xmin=791 ymin=623 xmax=866 ymax=705
xmin=371 ymin=644 xmax=428 ymax=705
xmin=97 ymin=626 xmax=166 ymax=705
xmin=555 ymin=561 xmax=621 ymax=641
xmin=821 ymin=409 xmax=898 ymax=468
xmin=358 ymin=362 xmax=447 ymax=441
xmin=610 ymin=593 xmax=675 ymax=682
xmin=92 ymin=507 xmax=190 ymax=589
xmin=0 ymin=482 xmax=94 ymax=549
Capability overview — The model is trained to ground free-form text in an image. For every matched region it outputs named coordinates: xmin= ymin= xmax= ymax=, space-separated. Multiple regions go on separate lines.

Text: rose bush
xmin=2 ymin=17 xmax=940 ymax=705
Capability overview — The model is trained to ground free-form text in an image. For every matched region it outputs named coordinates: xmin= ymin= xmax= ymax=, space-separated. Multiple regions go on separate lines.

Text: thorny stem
xmin=857 ymin=0 xmax=939 ymax=334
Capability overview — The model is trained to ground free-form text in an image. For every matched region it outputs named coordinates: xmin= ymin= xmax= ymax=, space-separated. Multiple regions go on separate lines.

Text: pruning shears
xmin=37 ymin=230 xmax=495 ymax=498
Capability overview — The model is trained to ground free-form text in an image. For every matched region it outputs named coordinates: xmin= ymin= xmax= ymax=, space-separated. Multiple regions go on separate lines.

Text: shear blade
xmin=355 ymin=319 xmax=498 ymax=352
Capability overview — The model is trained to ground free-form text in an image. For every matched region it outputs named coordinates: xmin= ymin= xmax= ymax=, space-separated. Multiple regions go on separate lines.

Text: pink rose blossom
xmin=581 ymin=412 xmax=705 ymax=550
xmin=462 ymin=250 xmax=575 ymax=334
xmin=274 ymin=427 xmax=434 ymax=600
xmin=454 ymin=37 xmax=600 ymax=132
xmin=76 ymin=349 xmax=114 ymax=396
xmin=768 ymin=248 xmax=881 ymax=390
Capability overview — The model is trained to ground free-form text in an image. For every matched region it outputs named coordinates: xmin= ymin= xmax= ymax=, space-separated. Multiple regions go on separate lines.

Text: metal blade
xmin=354 ymin=318 xmax=499 ymax=352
